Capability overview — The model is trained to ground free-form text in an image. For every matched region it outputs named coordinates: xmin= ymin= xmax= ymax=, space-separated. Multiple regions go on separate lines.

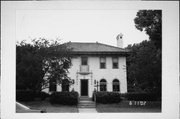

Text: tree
xmin=126 ymin=40 xmax=161 ymax=94
xmin=16 ymin=38 xmax=72 ymax=91
xmin=134 ymin=10 xmax=162 ymax=49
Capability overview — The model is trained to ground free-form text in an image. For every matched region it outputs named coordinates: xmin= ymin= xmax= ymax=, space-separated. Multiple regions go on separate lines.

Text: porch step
xmin=78 ymin=97 xmax=96 ymax=108
xmin=78 ymin=102 xmax=96 ymax=108
xmin=79 ymin=97 xmax=92 ymax=101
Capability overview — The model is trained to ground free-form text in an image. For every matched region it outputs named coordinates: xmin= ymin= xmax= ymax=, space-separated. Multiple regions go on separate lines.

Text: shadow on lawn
xmin=20 ymin=100 xmax=78 ymax=113
xmin=96 ymin=101 xmax=161 ymax=113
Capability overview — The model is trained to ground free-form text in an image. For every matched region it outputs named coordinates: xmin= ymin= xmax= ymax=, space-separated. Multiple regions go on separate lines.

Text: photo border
xmin=1 ymin=1 xmax=179 ymax=119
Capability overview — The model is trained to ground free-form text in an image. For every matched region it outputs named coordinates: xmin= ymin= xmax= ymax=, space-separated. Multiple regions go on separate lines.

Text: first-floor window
xmin=100 ymin=79 xmax=107 ymax=91
xmin=113 ymin=79 xmax=120 ymax=92
xmin=62 ymin=79 xmax=70 ymax=92
xmin=49 ymin=80 xmax=57 ymax=92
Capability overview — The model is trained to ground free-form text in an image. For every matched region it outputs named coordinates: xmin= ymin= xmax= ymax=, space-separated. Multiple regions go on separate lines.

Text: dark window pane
xmin=113 ymin=85 xmax=120 ymax=91
xmin=113 ymin=63 xmax=118 ymax=69
xmin=62 ymin=79 xmax=69 ymax=92
xmin=113 ymin=79 xmax=120 ymax=91
xmin=100 ymin=79 xmax=107 ymax=91
xmin=82 ymin=57 xmax=88 ymax=65
xmin=100 ymin=57 xmax=106 ymax=69
xmin=112 ymin=57 xmax=118 ymax=69
xmin=49 ymin=81 xmax=56 ymax=91
xmin=100 ymin=63 xmax=105 ymax=69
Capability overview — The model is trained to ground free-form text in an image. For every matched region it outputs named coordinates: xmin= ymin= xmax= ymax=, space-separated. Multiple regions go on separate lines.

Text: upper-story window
xmin=81 ymin=57 xmax=88 ymax=65
xmin=112 ymin=57 xmax=118 ymax=69
xmin=100 ymin=57 xmax=106 ymax=69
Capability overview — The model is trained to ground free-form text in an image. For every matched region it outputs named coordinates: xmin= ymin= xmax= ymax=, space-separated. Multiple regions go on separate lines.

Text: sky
xmin=16 ymin=10 xmax=149 ymax=48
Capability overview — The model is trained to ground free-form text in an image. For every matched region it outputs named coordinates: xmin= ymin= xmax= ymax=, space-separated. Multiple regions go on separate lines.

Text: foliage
xmin=16 ymin=90 xmax=36 ymax=102
xmin=16 ymin=38 xmax=72 ymax=91
xmin=124 ymin=92 xmax=161 ymax=101
xmin=16 ymin=90 xmax=50 ymax=101
xmin=134 ymin=10 xmax=162 ymax=49
xmin=49 ymin=91 xmax=79 ymax=105
xmin=94 ymin=91 xmax=122 ymax=104
xmin=126 ymin=40 xmax=161 ymax=95
xmin=35 ymin=91 xmax=50 ymax=100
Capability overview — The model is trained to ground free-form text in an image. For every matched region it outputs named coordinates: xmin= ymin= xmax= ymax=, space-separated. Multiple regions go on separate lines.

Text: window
xmin=100 ymin=57 xmax=106 ymax=69
xmin=81 ymin=57 xmax=88 ymax=65
xmin=49 ymin=80 xmax=56 ymax=92
xmin=62 ymin=79 xmax=69 ymax=92
xmin=112 ymin=57 xmax=118 ymax=69
xmin=113 ymin=79 xmax=120 ymax=92
xmin=100 ymin=79 xmax=107 ymax=91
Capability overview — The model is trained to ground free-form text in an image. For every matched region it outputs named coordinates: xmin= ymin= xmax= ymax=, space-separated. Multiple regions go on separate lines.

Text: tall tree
xmin=134 ymin=10 xmax=162 ymax=49
xmin=126 ymin=40 xmax=161 ymax=94
xmin=16 ymin=38 xmax=72 ymax=91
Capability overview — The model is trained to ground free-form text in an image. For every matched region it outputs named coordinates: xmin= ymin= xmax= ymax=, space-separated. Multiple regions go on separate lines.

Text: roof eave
xmin=70 ymin=51 xmax=130 ymax=56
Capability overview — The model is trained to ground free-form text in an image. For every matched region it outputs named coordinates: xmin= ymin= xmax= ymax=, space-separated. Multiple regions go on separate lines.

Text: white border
xmin=1 ymin=1 xmax=179 ymax=119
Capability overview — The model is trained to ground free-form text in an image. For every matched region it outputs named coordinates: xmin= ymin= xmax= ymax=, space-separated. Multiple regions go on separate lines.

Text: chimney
xmin=116 ymin=33 xmax=123 ymax=48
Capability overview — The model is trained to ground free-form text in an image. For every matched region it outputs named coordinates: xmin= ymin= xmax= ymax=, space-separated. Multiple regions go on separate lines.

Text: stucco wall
xmin=43 ymin=55 xmax=128 ymax=97
xmin=62 ymin=56 xmax=128 ymax=97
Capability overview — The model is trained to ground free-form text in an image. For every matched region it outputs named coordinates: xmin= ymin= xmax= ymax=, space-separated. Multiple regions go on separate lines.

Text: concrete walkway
xmin=78 ymin=97 xmax=98 ymax=113
xmin=78 ymin=108 xmax=98 ymax=113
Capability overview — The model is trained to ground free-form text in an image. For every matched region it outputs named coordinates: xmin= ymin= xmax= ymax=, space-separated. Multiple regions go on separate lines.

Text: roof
xmin=65 ymin=42 xmax=130 ymax=56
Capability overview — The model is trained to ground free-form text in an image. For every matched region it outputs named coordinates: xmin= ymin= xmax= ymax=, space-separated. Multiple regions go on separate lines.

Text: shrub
xmin=94 ymin=91 xmax=122 ymax=104
xmin=49 ymin=91 xmax=79 ymax=105
xmin=16 ymin=90 xmax=36 ymax=102
xmin=124 ymin=92 xmax=161 ymax=101
xmin=35 ymin=91 xmax=50 ymax=100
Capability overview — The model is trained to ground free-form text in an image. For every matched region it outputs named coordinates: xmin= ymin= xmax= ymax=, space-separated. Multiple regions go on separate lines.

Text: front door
xmin=81 ymin=80 xmax=88 ymax=96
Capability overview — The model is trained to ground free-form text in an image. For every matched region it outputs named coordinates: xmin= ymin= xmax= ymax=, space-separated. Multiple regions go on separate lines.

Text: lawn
xmin=96 ymin=101 xmax=161 ymax=113
xmin=20 ymin=100 xmax=78 ymax=113
xmin=19 ymin=100 xmax=161 ymax=113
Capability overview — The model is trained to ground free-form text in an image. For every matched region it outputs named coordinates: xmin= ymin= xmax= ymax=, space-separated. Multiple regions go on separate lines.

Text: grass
xmin=18 ymin=100 xmax=161 ymax=113
xmin=20 ymin=100 xmax=78 ymax=113
xmin=96 ymin=101 xmax=161 ymax=113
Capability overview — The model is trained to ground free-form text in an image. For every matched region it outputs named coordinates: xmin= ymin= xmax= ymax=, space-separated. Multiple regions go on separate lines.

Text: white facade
xmin=53 ymin=56 xmax=127 ymax=98
xmin=43 ymin=41 xmax=128 ymax=98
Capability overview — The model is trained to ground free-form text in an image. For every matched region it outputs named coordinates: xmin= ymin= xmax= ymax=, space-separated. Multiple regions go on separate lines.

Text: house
xmin=43 ymin=33 xmax=129 ymax=98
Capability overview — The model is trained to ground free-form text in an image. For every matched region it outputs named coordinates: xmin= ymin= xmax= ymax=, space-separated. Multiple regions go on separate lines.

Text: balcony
xmin=79 ymin=65 xmax=90 ymax=75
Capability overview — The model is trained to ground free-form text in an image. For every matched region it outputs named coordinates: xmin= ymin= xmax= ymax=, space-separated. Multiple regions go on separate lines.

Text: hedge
xmin=49 ymin=91 xmax=79 ymax=105
xmin=16 ymin=90 xmax=50 ymax=101
xmin=94 ymin=91 xmax=122 ymax=104
xmin=35 ymin=91 xmax=50 ymax=100
xmin=124 ymin=92 xmax=161 ymax=101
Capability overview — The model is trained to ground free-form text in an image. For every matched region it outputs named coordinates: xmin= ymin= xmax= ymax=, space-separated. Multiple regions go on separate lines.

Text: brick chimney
xmin=116 ymin=33 xmax=123 ymax=48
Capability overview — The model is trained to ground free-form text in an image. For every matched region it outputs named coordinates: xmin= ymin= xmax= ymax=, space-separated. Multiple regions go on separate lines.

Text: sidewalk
xmin=78 ymin=108 xmax=98 ymax=113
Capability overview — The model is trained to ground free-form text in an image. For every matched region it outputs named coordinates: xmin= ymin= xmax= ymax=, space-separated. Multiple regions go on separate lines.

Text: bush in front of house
xmin=49 ymin=91 xmax=79 ymax=105
xmin=124 ymin=92 xmax=161 ymax=101
xmin=94 ymin=91 xmax=122 ymax=104
xmin=35 ymin=91 xmax=50 ymax=101
xmin=16 ymin=90 xmax=36 ymax=101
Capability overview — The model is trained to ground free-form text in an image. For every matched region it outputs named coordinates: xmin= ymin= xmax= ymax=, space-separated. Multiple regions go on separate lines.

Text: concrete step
xmin=78 ymin=104 xmax=96 ymax=108
xmin=78 ymin=103 xmax=95 ymax=106
xmin=79 ymin=101 xmax=95 ymax=104
xmin=79 ymin=97 xmax=92 ymax=101
xmin=78 ymin=97 xmax=96 ymax=108
xmin=78 ymin=100 xmax=96 ymax=108
xmin=78 ymin=105 xmax=96 ymax=108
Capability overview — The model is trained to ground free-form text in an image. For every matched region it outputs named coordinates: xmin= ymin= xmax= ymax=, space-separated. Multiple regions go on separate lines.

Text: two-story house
xmin=43 ymin=33 xmax=129 ymax=98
